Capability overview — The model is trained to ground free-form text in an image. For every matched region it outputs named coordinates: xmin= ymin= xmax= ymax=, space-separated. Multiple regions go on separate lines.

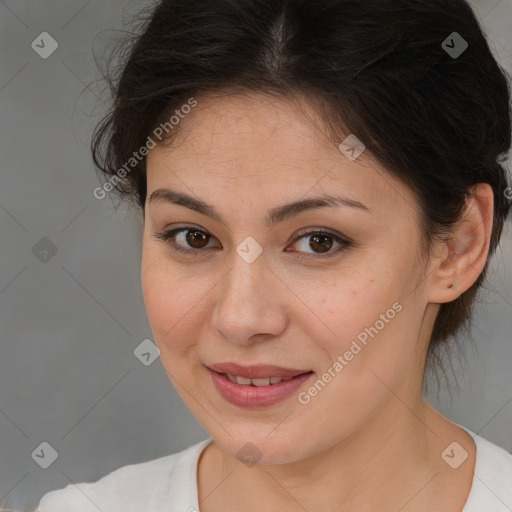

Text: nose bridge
xmin=222 ymin=247 xmax=270 ymax=315
xmin=212 ymin=244 xmax=285 ymax=343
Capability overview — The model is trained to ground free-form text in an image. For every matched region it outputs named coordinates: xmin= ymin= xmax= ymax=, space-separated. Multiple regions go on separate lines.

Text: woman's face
xmin=142 ymin=91 xmax=437 ymax=465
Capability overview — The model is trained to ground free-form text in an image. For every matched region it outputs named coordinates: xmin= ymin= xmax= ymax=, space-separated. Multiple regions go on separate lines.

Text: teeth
xmin=251 ymin=378 xmax=271 ymax=387
xmin=225 ymin=373 xmax=296 ymax=386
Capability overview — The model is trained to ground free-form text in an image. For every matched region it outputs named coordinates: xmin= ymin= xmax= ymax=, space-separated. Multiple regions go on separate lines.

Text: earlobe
xmin=428 ymin=183 xmax=494 ymax=304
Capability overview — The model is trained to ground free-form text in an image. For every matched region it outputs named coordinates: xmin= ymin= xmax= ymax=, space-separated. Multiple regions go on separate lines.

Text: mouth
xmin=205 ymin=363 xmax=314 ymax=408
xmin=207 ymin=361 xmax=312 ymax=379
xmin=221 ymin=373 xmax=297 ymax=386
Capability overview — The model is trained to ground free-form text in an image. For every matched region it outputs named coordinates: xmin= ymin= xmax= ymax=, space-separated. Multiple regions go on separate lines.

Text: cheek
xmin=298 ymin=297 xmax=414 ymax=441
xmin=313 ymin=276 xmax=392 ymax=348
xmin=141 ymin=251 xmax=203 ymax=351
xmin=314 ymin=273 xmax=414 ymax=386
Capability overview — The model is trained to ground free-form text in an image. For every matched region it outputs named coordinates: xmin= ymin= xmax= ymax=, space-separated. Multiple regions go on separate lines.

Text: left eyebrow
xmin=148 ymin=188 xmax=371 ymax=227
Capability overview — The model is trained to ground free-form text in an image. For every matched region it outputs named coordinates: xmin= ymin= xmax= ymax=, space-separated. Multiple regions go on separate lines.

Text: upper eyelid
xmin=162 ymin=225 xmax=346 ymax=241
xmin=158 ymin=226 xmax=350 ymax=252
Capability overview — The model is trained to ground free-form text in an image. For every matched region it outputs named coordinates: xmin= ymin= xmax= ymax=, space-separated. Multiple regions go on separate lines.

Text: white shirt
xmin=37 ymin=428 xmax=512 ymax=512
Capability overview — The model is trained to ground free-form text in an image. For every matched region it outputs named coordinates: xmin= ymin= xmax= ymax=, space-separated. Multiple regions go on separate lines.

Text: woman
xmin=37 ymin=0 xmax=512 ymax=510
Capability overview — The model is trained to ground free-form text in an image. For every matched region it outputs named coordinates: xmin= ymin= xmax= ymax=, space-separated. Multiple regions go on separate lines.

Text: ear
xmin=428 ymin=183 xmax=494 ymax=304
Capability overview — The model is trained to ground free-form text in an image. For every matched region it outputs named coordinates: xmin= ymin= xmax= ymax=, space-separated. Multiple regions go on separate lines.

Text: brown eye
xmin=288 ymin=229 xmax=351 ymax=258
xmin=186 ymin=229 xmax=210 ymax=249
xmin=308 ymin=234 xmax=334 ymax=253
xmin=153 ymin=227 xmax=219 ymax=254
xmin=154 ymin=226 xmax=351 ymax=259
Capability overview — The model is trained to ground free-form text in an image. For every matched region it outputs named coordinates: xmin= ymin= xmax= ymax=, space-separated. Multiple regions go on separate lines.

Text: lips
xmin=207 ymin=362 xmax=312 ymax=379
xmin=206 ymin=365 xmax=314 ymax=408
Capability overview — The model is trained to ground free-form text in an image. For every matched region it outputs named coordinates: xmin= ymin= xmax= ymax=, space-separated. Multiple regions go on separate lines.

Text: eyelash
xmin=153 ymin=226 xmax=352 ymax=259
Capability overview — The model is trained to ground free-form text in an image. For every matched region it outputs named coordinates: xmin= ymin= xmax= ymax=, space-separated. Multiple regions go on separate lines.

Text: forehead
xmin=159 ymin=91 xmax=337 ymax=165
xmin=146 ymin=91 xmax=419 ymax=221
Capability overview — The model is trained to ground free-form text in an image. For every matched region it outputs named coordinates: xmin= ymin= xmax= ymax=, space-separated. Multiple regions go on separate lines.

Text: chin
xmin=208 ymin=426 xmax=312 ymax=466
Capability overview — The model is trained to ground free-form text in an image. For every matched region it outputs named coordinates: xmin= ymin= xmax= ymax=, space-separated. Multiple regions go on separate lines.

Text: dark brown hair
xmin=91 ymin=0 xmax=511 ymax=369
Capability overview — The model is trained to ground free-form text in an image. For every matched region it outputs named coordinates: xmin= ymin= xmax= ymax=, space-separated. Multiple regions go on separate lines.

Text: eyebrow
xmin=148 ymin=188 xmax=371 ymax=227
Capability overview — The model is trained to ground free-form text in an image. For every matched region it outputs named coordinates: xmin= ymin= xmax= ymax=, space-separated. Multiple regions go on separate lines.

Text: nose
xmin=211 ymin=249 xmax=288 ymax=346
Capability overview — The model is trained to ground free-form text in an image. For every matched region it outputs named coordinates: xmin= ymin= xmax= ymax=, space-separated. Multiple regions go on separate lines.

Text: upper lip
xmin=207 ymin=362 xmax=312 ymax=379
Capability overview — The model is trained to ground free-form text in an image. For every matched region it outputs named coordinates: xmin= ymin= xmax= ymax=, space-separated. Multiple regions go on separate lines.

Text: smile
xmin=206 ymin=366 xmax=314 ymax=408
xmin=223 ymin=373 xmax=295 ymax=386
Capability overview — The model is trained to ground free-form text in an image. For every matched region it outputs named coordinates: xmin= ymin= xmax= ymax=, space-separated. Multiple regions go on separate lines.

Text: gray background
xmin=0 ymin=1 xmax=511 ymax=510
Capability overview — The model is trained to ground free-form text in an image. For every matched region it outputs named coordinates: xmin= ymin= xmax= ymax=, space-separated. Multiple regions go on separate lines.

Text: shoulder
xmin=36 ymin=438 xmax=212 ymax=512
xmin=463 ymin=429 xmax=512 ymax=512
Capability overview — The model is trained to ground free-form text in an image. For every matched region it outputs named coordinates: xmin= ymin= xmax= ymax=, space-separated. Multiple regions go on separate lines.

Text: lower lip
xmin=207 ymin=367 xmax=314 ymax=408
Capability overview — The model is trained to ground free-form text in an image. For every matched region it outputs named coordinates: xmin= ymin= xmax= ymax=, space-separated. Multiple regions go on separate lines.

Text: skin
xmin=141 ymin=90 xmax=494 ymax=511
